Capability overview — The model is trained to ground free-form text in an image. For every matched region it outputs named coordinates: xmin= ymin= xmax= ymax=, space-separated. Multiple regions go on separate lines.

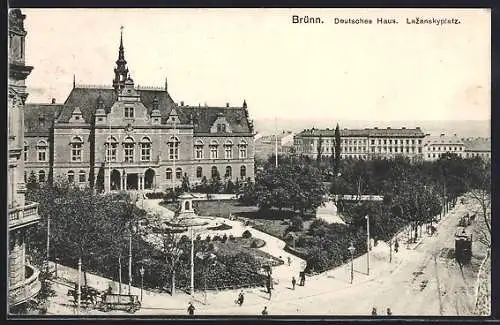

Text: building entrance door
xmin=127 ymin=173 xmax=138 ymax=190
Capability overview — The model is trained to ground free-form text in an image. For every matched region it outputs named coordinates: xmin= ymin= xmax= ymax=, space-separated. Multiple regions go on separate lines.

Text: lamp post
xmin=348 ymin=242 xmax=355 ymax=284
xmin=77 ymin=257 xmax=82 ymax=315
xmin=190 ymin=227 xmax=195 ymax=298
xmin=128 ymin=222 xmax=137 ymax=295
xmin=139 ymin=266 xmax=144 ymax=302
xmin=46 ymin=215 xmax=51 ymax=274
xmin=365 ymin=215 xmax=370 ymax=275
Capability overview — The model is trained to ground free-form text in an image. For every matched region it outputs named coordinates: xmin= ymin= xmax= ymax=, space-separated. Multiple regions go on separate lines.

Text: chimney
xmin=374 ymin=127 xmax=378 ymax=130
xmin=180 ymin=101 xmax=184 ymax=106
xmin=387 ymin=127 xmax=391 ymax=129
xmin=416 ymin=126 xmax=421 ymax=130
xmin=440 ymin=133 xmax=445 ymax=137
xmin=425 ymin=133 xmax=431 ymax=136
xmin=402 ymin=127 xmax=406 ymax=129
xmin=226 ymin=102 xmax=229 ymax=107
xmin=51 ymin=98 xmax=56 ymax=104
xmin=454 ymin=133 xmax=457 ymax=137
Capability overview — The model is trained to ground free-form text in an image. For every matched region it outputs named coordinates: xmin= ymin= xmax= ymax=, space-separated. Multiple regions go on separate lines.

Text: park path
xmin=45 ymin=194 xmax=485 ymax=316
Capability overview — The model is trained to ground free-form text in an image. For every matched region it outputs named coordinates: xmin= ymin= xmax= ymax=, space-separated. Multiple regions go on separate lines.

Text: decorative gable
xmin=166 ymin=107 xmax=179 ymax=124
xmin=69 ymin=107 xmax=84 ymax=123
xmin=210 ymin=112 xmax=232 ymax=133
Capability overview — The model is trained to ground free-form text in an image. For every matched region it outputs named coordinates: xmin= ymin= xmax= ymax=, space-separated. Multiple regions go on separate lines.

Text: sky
xmin=21 ymin=8 xmax=490 ymax=121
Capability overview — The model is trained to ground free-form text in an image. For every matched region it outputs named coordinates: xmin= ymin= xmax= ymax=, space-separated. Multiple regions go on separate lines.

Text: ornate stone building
xmin=8 ymin=8 xmax=42 ymax=309
xmin=24 ymin=29 xmax=255 ymax=192
xmin=294 ymin=127 xmax=425 ymax=161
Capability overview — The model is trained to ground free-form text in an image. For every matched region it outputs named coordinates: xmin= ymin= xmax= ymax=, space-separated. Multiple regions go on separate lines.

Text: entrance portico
xmin=105 ymin=168 xmax=157 ymax=192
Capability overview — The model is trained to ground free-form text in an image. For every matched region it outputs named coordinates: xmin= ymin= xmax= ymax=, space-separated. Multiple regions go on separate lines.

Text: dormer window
xmin=75 ymin=116 xmax=80 ymax=120
xmin=39 ymin=117 xmax=46 ymax=127
xmin=125 ymin=107 xmax=134 ymax=118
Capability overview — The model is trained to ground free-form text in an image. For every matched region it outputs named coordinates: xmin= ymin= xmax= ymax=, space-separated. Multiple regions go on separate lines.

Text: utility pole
xmin=365 ymin=215 xmax=370 ymax=275
xmin=190 ymin=226 xmax=195 ymax=298
xmin=77 ymin=257 xmax=82 ymax=315
xmin=118 ymin=253 xmax=122 ymax=294
xmin=275 ymin=117 xmax=278 ymax=168
xmin=46 ymin=216 xmax=51 ymax=274
xmin=128 ymin=228 xmax=132 ymax=295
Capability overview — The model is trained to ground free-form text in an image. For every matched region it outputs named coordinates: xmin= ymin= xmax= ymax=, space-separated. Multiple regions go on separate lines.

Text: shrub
xmin=145 ymin=192 xmax=165 ymax=200
xmin=196 ymin=235 xmax=202 ymax=241
xmin=205 ymin=235 xmax=211 ymax=242
xmin=242 ymin=230 xmax=252 ymax=239
xmin=207 ymin=223 xmax=233 ymax=231
xmin=179 ymin=235 xmax=190 ymax=243
xmin=222 ymin=234 xmax=228 ymax=243
xmin=207 ymin=243 xmax=215 ymax=251
xmin=229 ymin=234 xmax=235 ymax=241
xmin=250 ymin=240 xmax=259 ymax=248
xmin=212 ymin=235 xmax=222 ymax=241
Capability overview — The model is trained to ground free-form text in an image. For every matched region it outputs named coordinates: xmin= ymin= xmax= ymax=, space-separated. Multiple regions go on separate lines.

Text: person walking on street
xmin=287 ymin=256 xmax=291 ymax=266
xmin=371 ymin=307 xmax=377 ymax=316
xmin=394 ymin=239 xmax=399 ymax=253
xmin=386 ymin=308 xmax=392 ymax=316
xmin=187 ymin=302 xmax=195 ymax=315
xmin=292 ymin=276 xmax=296 ymax=290
xmin=262 ymin=306 xmax=268 ymax=315
xmin=237 ymin=290 xmax=245 ymax=306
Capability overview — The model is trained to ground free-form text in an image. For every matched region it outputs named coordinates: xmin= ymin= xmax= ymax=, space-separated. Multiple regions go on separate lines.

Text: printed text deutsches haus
xmin=292 ymin=16 xmax=461 ymax=26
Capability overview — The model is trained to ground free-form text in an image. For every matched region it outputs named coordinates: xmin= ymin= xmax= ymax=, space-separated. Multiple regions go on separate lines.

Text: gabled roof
xmin=423 ymin=135 xmax=464 ymax=146
xmin=24 ymin=103 xmax=64 ymax=133
xmin=183 ymin=106 xmax=251 ymax=134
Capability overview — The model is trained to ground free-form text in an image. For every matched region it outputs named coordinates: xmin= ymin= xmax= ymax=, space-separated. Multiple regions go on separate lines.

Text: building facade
xmin=463 ymin=137 xmax=491 ymax=160
xmin=294 ymin=127 xmax=425 ymax=160
xmin=24 ymin=29 xmax=255 ymax=192
xmin=422 ymin=133 xmax=465 ymax=161
xmin=8 ymin=9 xmax=42 ymax=309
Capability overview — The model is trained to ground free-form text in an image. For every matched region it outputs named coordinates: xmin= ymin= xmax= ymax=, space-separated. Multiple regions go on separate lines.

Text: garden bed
xmin=212 ymin=237 xmax=282 ymax=266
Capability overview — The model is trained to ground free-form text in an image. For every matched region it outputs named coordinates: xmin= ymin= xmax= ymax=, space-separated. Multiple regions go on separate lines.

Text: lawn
xmin=212 ymin=237 xmax=283 ymax=267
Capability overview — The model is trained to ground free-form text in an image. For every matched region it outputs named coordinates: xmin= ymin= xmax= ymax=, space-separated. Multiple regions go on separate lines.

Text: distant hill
xmin=254 ymin=118 xmax=491 ymax=139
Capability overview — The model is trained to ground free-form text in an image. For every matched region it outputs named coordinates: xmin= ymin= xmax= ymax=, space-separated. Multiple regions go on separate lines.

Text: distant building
xmin=294 ymin=127 xmax=425 ymax=160
xmin=24 ymin=28 xmax=255 ymax=192
xmin=422 ymin=133 xmax=465 ymax=161
xmin=8 ymin=8 xmax=42 ymax=310
xmin=254 ymin=131 xmax=294 ymax=160
xmin=463 ymin=137 xmax=491 ymax=160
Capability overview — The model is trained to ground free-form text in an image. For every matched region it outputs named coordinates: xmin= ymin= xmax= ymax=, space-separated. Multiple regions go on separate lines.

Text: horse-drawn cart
xmin=67 ymin=285 xmax=101 ymax=307
xmin=99 ymin=293 xmax=141 ymax=313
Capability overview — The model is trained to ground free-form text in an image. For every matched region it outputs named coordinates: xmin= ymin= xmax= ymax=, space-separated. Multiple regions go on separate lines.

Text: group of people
xmin=187 ymin=291 xmax=270 ymax=316
xmin=371 ymin=307 xmax=393 ymax=316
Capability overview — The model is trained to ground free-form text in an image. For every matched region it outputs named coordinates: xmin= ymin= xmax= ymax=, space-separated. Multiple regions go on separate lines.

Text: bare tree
xmin=466 ymin=161 xmax=491 ymax=246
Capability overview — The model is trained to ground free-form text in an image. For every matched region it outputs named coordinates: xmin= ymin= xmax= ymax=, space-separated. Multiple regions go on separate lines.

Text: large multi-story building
xmin=24 ymin=29 xmax=255 ymax=192
xmin=254 ymin=131 xmax=294 ymax=160
xmin=422 ymin=133 xmax=465 ymax=161
xmin=8 ymin=8 xmax=42 ymax=310
xmin=294 ymin=127 xmax=425 ymax=160
xmin=463 ymin=137 xmax=491 ymax=160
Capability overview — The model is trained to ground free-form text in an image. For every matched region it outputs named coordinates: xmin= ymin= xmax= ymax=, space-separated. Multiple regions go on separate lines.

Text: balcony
xmin=9 ymin=264 xmax=41 ymax=306
xmin=8 ymin=201 xmax=40 ymax=231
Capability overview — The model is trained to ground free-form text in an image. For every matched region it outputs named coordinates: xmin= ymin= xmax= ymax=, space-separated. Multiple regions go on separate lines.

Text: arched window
xmin=225 ymin=166 xmax=232 ymax=178
xmin=123 ymin=136 xmax=135 ymax=163
xmin=168 ymin=136 xmax=180 ymax=160
xmin=240 ymin=165 xmax=246 ymax=178
xmin=23 ymin=141 xmax=28 ymax=161
xmin=211 ymin=166 xmax=219 ymax=178
xmin=105 ymin=136 xmax=118 ymax=162
xmin=166 ymin=168 xmax=172 ymax=180
xmin=79 ymin=170 xmax=86 ymax=183
xmin=224 ymin=140 xmax=233 ymax=159
xmin=70 ymin=137 xmax=83 ymax=162
xmin=194 ymin=139 xmax=204 ymax=159
xmin=176 ymin=168 xmax=182 ymax=179
xmin=37 ymin=140 xmax=48 ymax=162
xmin=196 ymin=166 xmax=203 ymax=178
xmin=140 ymin=137 xmax=152 ymax=161
xmin=38 ymin=170 xmax=46 ymax=183
xmin=209 ymin=140 xmax=219 ymax=159
xmin=67 ymin=170 xmax=75 ymax=183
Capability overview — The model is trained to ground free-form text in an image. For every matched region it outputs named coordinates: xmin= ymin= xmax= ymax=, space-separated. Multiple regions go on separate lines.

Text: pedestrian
xmin=371 ymin=307 xmax=377 ymax=316
xmin=292 ymin=276 xmax=296 ymax=290
xmin=106 ymin=284 xmax=113 ymax=295
xmin=301 ymin=272 xmax=306 ymax=286
xmin=394 ymin=239 xmax=399 ymax=253
xmin=386 ymin=308 xmax=392 ymax=316
xmin=287 ymin=256 xmax=291 ymax=266
xmin=262 ymin=306 xmax=268 ymax=315
xmin=187 ymin=302 xmax=195 ymax=315
xmin=237 ymin=290 xmax=245 ymax=306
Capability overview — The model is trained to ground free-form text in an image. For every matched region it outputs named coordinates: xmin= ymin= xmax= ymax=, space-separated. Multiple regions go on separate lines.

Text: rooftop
xmin=297 ymin=127 xmax=425 ymax=138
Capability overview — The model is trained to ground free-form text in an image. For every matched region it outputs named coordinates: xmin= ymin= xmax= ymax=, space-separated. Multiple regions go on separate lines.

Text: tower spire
xmin=113 ymin=25 xmax=129 ymax=92
xmin=73 ymin=74 xmax=76 ymax=88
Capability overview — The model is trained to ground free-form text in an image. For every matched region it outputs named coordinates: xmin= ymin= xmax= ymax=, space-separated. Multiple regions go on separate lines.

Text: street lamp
xmin=348 ymin=242 xmax=355 ymax=284
xmin=139 ymin=265 xmax=145 ymax=302
xmin=196 ymin=251 xmax=216 ymax=305
xmin=128 ymin=222 xmax=138 ymax=295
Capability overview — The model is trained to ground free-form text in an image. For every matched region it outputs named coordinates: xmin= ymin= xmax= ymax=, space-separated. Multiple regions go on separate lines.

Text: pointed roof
xmin=117 ymin=26 xmax=127 ymax=65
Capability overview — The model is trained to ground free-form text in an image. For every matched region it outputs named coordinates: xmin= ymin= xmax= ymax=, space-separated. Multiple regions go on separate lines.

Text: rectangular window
xmin=71 ymin=143 xmax=82 ymax=162
xmin=124 ymin=107 xmax=134 ymax=118
xmin=79 ymin=172 xmax=86 ymax=183
xmin=210 ymin=145 xmax=218 ymax=159
xmin=239 ymin=146 xmax=247 ymax=159
xmin=141 ymin=143 xmax=151 ymax=161
xmin=106 ymin=143 xmax=117 ymax=162
xmin=371 ymin=140 xmax=375 ymax=145
xmin=124 ymin=144 xmax=134 ymax=162
xmin=195 ymin=146 xmax=203 ymax=159
xmin=169 ymin=143 xmax=179 ymax=160
xmin=68 ymin=173 xmax=74 ymax=183
xmin=225 ymin=146 xmax=233 ymax=159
